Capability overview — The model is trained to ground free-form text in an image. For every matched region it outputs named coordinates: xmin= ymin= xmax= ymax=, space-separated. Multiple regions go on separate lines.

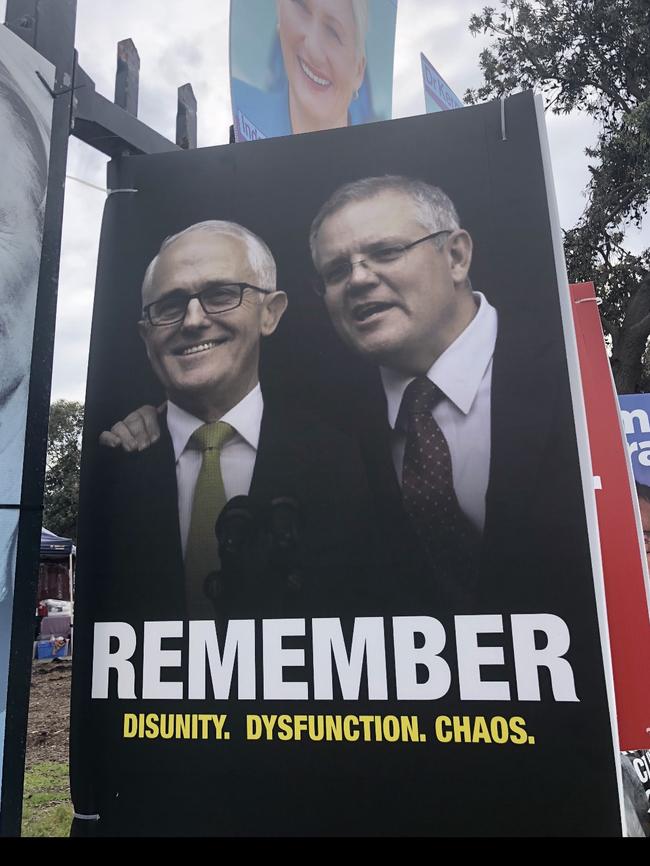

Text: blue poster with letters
xmin=421 ymin=52 xmax=463 ymax=114
xmin=619 ymin=394 xmax=650 ymax=487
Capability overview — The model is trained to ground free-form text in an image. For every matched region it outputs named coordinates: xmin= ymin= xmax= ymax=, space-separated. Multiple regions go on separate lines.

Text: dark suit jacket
xmin=70 ymin=338 xmax=611 ymax=837
xmin=351 ymin=313 xmax=594 ymax=616
xmin=71 ymin=398 xmax=393 ymax=836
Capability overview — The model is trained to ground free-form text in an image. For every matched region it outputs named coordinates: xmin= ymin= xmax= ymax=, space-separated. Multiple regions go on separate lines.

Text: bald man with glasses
xmin=73 ymin=218 xmax=391 ymax=835
xmin=89 ymin=219 xmax=383 ymax=624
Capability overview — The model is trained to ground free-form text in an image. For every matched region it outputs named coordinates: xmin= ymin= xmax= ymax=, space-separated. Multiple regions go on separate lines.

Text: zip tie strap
xmin=73 ymin=811 xmax=100 ymax=821
xmin=574 ymin=296 xmax=603 ymax=305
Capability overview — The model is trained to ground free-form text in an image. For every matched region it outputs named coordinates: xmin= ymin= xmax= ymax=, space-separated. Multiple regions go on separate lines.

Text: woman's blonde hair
xmin=277 ymin=0 xmax=368 ymax=60
xmin=350 ymin=0 xmax=369 ymax=60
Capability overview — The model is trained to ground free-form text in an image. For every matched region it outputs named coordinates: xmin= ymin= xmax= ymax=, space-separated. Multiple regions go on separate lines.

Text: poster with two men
xmin=70 ymin=91 xmax=624 ymax=836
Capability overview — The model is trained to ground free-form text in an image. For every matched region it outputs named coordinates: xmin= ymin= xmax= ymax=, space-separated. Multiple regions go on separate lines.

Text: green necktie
xmin=184 ymin=421 xmax=235 ymax=618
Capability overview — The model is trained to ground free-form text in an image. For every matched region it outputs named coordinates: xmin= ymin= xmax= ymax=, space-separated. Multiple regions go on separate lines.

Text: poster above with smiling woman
xmin=230 ymin=0 xmax=398 ymax=142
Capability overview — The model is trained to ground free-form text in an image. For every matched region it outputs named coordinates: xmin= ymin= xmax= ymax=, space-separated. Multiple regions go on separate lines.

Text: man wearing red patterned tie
xmin=309 ymin=175 xmax=494 ymax=607
xmin=308 ymin=174 xmax=579 ymax=611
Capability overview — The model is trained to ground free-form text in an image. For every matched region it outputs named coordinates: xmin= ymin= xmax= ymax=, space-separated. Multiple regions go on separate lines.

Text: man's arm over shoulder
xmin=98 ymin=403 xmax=164 ymax=451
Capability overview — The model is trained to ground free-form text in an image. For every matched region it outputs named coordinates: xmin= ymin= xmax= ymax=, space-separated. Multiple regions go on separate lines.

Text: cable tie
xmin=73 ymin=812 xmax=100 ymax=821
xmin=573 ymin=296 xmax=603 ymax=305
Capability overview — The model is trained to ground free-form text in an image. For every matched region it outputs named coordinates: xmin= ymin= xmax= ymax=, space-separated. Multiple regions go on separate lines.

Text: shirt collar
xmin=167 ymin=383 xmax=264 ymax=462
xmin=381 ymin=292 xmax=498 ymax=429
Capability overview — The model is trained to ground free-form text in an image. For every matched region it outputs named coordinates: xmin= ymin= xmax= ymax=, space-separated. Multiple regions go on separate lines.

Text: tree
xmin=465 ymin=0 xmax=650 ymax=393
xmin=43 ymin=400 xmax=84 ymax=541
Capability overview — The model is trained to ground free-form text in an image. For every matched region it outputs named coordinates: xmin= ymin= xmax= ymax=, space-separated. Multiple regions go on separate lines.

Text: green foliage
xmin=43 ymin=400 xmax=84 ymax=541
xmin=21 ymin=762 xmax=72 ymax=837
xmin=466 ymin=0 xmax=650 ymax=392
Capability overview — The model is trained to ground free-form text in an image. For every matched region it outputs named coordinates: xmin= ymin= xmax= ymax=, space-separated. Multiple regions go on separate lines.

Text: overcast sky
xmin=1 ymin=0 xmax=645 ymax=401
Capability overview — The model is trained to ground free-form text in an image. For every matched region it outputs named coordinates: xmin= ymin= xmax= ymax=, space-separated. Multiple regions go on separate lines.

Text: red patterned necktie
xmin=398 ymin=376 xmax=480 ymax=600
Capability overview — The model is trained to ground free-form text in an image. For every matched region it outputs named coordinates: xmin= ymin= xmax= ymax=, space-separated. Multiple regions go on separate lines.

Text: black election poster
xmin=70 ymin=91 xmax=623 ymax=837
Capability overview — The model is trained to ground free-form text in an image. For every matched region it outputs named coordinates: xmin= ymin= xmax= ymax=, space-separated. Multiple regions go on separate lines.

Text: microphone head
xmin=269 ymin=496 xmax=300 ymax=550
xmin=215 ymin=495 xmax=258 ymax=554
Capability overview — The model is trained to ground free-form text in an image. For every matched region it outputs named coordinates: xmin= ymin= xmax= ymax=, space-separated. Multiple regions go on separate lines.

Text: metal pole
xmin=114 ymin=38 xmax=139 ymax=117
xmin=176 ymin=83 xmax=197 ymax=149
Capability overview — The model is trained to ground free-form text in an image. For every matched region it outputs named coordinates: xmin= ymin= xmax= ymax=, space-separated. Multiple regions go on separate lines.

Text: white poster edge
xmin=533 ymin=93 xmax=626 ymax=835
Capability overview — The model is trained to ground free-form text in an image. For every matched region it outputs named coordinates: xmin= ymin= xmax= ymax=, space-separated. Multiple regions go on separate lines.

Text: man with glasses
xmin=76 ymin=218 xmax=386 ymax=835
xmin=0 ymin=52 xmax=50 ymax=791
xmin=93 ymin=219 xmax=380 ymax=622
xmin=307 ymin=174 xmax=577 ymax=611
xmin=309 ymin=175 xmax=496 ymax=606
xmin=105 ymin=178 xmax=574 ymax=612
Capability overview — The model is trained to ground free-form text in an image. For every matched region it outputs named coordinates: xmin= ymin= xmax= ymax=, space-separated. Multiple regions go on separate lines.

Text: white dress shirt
xmin=167 ymin=385 xmax=263 ymax=557
xmin=380 ymin=292 xmax=498 ymax=533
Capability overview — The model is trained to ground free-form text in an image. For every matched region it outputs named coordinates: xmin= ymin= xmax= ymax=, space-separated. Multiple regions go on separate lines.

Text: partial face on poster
xmin=0 ymin=72 xmax=45 ymax=406
xmin=230 ymin=0 xmax=397 ymax=141
xmin=0 ymin=26 xmax=53 ymax=810
xmin=0 ymin=32 xmax=51 ymax=506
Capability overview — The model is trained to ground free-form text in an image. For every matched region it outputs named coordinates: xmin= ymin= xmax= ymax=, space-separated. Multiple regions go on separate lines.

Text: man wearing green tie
xmin=96 ymin=218 xmax=380 ymax=621
xmin=72 ymin=218 xmax=385 ymax=836
xmin=129 ymin=220 xmax=286 ymax=618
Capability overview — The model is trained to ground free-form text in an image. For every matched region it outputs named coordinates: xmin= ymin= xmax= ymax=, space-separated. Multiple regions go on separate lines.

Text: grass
xmin=21 ymin=762 xmax=73 ymax=837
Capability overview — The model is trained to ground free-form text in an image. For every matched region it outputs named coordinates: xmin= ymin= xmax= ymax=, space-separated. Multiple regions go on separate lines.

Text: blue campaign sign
xmin=619 ymin=393 xmax=650 ymax=486
xmin=421 ymin=52 xmax=463 ymax=114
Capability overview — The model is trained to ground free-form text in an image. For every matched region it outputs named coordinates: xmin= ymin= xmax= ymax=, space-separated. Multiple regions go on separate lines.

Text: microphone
xmin=216 ymin=495 xmax=257 ymax=559
xmin=268 ymin=496 xmax=302 ymax=592
xmin=204 ymin=496 xmax=258 ymax=608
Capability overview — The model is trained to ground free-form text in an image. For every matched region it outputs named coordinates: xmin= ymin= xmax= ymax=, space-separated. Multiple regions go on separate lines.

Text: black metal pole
xmin=114 ymin=38 xmax=140 ymax=117
xmin=0 ymin=0 xmax=77 ymax=837
xmin=177 ymin=83 xmax=197 ymax=149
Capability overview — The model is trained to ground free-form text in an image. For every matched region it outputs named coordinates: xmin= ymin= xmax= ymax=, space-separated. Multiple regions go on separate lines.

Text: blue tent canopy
xmin=40 ymin=527 xmax=74 ymax=558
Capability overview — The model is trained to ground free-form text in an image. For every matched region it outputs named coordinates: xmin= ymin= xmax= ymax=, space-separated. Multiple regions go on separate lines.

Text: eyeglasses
xmin=141 ymin=282 xmax=274 ymax=326
xmin=314 ymin=229 xmax=453 ymax=296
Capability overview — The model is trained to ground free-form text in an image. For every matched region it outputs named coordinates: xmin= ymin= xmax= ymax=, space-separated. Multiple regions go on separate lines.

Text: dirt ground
xmin=25 ymin=658 xmax=72 ymax=769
